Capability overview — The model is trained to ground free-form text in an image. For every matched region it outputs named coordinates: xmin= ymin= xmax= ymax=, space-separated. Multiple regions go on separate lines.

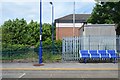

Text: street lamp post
xmin=50 ymin=2 xmax=54 ymax=54
xmin=39 ymin=0 xmax=42 ymax=64
xmin=33 ymin=0 xmax=43 ymax=66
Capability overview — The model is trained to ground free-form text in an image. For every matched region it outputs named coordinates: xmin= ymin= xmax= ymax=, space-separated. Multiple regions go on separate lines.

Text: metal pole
xmin=39 ymin=0 xmax=42 ymax=64
xmin=50 ymin=2 xmax=54 ymax=54
xmin=73 ymin=2 xmax=75 ymax=58
xmin=52 ymin=4 xmax=54 ymax=54
xmin=73 ymin=1 xmax=75 ymax=37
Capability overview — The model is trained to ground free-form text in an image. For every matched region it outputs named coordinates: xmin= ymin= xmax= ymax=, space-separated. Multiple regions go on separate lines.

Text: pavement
xmin=0 ymin=63 xmax=119 ymax=79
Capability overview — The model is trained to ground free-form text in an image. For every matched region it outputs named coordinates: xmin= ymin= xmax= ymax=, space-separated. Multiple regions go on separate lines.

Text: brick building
xmin=55 ymin=14 xmax=91 ymax=40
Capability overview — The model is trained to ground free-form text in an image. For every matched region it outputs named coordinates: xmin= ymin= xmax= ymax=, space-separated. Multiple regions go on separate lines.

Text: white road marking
xmin=19 ymin=73 xmax=26 ymax=78
xmin=50 ymin=74 xmax=53 ymax=78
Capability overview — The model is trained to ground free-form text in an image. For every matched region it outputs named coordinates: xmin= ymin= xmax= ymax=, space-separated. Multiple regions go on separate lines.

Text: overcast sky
xmin=1 ymin=0 xmax=96 ymax=25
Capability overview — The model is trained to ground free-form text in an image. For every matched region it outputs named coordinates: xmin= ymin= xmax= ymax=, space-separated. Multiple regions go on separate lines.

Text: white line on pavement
xmin=19 ymin=73 xmax=26 ymax=78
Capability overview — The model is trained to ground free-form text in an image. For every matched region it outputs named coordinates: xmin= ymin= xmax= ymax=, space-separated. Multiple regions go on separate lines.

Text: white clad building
xmin=80 ymin=24 xmax=116 ymax=50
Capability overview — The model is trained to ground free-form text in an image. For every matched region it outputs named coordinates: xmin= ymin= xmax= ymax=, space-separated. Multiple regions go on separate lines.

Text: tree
xmin=2 ymin=18 xmax=28 ymax=45
xmin=2 ymin=19 xmax=53 ymax=47
xmin=27 ymin=20 xmax=40 ymax=46
xmin=87 ymin=1 xmax=120 ymax=35
xmin=42 ymin=23 xmax=52 ymax=41
xmin=36 ymin=23 xmax=52 ymax=48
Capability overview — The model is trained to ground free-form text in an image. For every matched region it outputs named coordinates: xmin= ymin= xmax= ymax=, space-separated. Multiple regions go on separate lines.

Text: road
xmin=1 ymin=63 xmax=119 ymax=79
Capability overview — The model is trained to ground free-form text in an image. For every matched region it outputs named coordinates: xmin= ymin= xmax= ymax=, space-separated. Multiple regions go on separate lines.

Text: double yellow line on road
xmin=0 ymin=68 xmax=119 ymax=71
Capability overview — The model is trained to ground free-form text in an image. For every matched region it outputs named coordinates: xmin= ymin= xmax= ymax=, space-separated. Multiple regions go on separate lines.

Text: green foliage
xmin=42 ymin=52 xmax=61 ymax=63
xmin=2 ymin=43 xmax=30 ymax=58
xmin=2 ymin=49 xmax=38 ymax=62
xmin=54 ymin=40 xmax=62 ymax=47
xmin=42 ymin=38 xmax=52 ymax=47
xmin=34 ymin=40 xmax=62 ymax=55
xmin=87 ymin=1 xmax=120 ymax=35
xmin=1 ymin=18 xmax=62 ymax=62
xmin=26 ymin=20 xmax=40 ymax=46
xmin=2 ymin=50 xmax=61 ymax=63
xmin=2 ymin=43 xmax=29 ymax=51
xmin=2 ymin=19 xmax=52 ymax=47
xmin=42 ymin=23 xmax=52 ymax=41
xmin=2 ymin=19 xmax=40 ymax=46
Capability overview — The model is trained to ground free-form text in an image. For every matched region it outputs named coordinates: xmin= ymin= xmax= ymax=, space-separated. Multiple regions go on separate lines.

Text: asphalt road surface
xmin=1 ymin=63 xmax=119 ymax=79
